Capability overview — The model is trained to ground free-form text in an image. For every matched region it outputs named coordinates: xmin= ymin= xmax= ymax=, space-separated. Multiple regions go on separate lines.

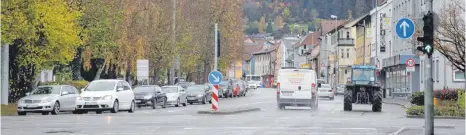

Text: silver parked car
xmin=17 ymin=85 xmax=79 ymax=115
xmin=336 ymin=84 xmax=346 ymax=96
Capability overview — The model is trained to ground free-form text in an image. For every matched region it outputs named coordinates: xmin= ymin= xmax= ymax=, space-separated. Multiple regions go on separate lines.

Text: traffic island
xmin=197 ymin=107 xmax=261 ymax=115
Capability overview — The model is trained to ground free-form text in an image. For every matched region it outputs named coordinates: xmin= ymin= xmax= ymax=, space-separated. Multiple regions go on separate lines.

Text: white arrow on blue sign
xmin=396 ymin=18 xmax=415 ymax=39
xmin=208 ymin=71 xmax=223 ymax=85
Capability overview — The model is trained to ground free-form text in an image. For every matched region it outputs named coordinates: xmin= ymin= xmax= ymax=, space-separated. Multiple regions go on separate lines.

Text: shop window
xmin=453 ymin=70 xmax=465 ymax=81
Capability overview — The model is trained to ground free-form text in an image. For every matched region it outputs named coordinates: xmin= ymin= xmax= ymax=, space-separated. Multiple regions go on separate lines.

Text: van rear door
xmin=278 ymin=69 xmax=316 ymax=101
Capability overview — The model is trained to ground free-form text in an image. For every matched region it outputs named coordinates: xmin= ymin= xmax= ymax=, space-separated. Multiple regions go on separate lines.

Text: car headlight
xmin=76 ymin=96 xmax=83 ymax=100
xmin=197 ymin=95 xmax=203 ymax=97
xmin=102 ymin=95 xmax=113 ymax=100
xmin=144 ymin=95 xmax=152 ymax=99
xmin=42 ymin=97 xmax=54 ymax=103
xmin=18 ymin=99 xmax=25 ymax=104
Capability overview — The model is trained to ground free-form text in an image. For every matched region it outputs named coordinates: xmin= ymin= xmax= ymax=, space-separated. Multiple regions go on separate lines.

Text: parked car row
xmin=16 ymin=79 xmax=239 ymax=116
xmin=217 ymin=79 xmax=249 ymax=98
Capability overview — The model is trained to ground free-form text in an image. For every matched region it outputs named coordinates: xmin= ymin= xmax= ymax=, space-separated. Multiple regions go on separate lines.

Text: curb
xmin=197 ymin=107 xmax=261 ymax=115
xmin=406 ymin=115 xmax=465 ymax=119
xmin=383 ymin=101 xmax=409 ymax=109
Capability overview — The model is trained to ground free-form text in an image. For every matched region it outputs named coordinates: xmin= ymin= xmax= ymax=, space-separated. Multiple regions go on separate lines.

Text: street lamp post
xmin=331 ymin=15 xmax=338 ymax=87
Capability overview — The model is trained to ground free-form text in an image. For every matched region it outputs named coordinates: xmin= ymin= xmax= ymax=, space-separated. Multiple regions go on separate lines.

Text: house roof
xmin=344 ymin=14 xmax=369 ymax=28
xmin=242 ymin=44 xmax=263 ymax=61
xmin=309 ymin=45 xmax=320 ymax=59
xmin=283 ymin=37 xmax=301 ymax=49
xmin=320 ymin=19 xmax=347 ymax=35
xmin=297 ymin=32 xmax=320 ymax=47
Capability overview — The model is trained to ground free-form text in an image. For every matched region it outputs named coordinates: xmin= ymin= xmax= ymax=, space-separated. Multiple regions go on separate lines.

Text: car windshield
xmin=133 ymin=87 xmax=154 ymax=93
xmin=31 ymin=86 xmax=61 ymax=95
xmin=84 ymin=81 xmax=116 ymax=91
xmin=187 ymin=85 xmax=205 ymax=92
xmin=247 ymin=76 xmax=260 ymax=81
xmin=162 ymin=87 xmax=178 ymax=93
xmin=352 ymin=68 xmax=376 ymax=84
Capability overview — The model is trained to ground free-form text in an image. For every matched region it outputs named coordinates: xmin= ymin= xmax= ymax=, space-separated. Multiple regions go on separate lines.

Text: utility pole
xmin=416 ymin=1 xmax=434 ymax=134
xmin=425 ymin=1 xmax=434 ymax=134
xmin=214 ymin=23 xmax=218 ymax=71
xmin=375 ymin=0 xmax=378 ymax=66
xmin=1 ymin=45 xmax=9 ymax=105
xmin=170 ymin=0 xmax=176 ymax=85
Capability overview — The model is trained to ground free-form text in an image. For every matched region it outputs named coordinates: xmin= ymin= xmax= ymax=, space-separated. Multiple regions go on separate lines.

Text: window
xmin=341 ymin=49 xmax=344 ymax=58
xmin=346 ymin=32 xmax=350 ymax=38
xmin=345 ymin=69 xmax=348 ymax=74
xmin=123 ymin=82 xmax=131 ymax=90
xmin=453 ymin=70 xmax=465 ymax=81
xmin=304 ymin=45 xmax=306 ymax=49
xmin=346 ymin=49 xmax=350 ymax=58
xmin=67 ymin=86 xmax=76 ymax=94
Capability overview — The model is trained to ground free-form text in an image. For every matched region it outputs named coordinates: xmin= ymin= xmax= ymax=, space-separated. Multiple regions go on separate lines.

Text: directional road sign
xmin=396 ymin=18 xmax=415 ymax=39
xmin=208 ymin=71 xmax=223 ymax=85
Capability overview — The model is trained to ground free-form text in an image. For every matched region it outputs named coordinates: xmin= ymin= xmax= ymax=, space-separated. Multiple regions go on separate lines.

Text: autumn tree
xmin=258 ymin=16 xmax=266 ymax=33
xmin=435 ymin=0 xmax=465 ymax=72
xmin=2 ymin=0 xmax=82 ymax=101
xmin=274 ymin=15 xmax=284 ymax=29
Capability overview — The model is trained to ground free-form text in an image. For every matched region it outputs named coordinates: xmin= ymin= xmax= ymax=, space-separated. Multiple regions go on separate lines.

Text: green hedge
xmin=411 ymin=89 xmax=465 ymax=106
xmin=458 ymin=89 xmax=465 ymax=109
xmin=406 ymin=105 xmax=465 ymax=117
xmin=41 ymin=80 xmax=88 ymax=92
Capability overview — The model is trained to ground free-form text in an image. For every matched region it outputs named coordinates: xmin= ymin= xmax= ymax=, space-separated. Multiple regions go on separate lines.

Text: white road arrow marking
xmin=211 ymin=74 xmax=219 ymax=82
xmin=400 ymin=21 xmax=409 ymax=37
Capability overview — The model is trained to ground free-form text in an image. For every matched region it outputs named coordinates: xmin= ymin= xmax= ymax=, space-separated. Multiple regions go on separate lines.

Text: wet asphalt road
xmin=1 ymin=88 xmax=464 ymax=135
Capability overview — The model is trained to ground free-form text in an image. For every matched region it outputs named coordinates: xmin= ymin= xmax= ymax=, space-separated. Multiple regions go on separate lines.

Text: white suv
xmin=75 ymin=79 xmax=136 ymax=114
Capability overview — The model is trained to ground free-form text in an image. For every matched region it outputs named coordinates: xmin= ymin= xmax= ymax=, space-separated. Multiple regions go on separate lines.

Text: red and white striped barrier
xmin=212 ymin=85 xmax=219 ymax=110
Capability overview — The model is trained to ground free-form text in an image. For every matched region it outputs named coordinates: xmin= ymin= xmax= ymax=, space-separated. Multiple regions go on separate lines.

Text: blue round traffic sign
xmin=208 ymin=71 xmax=223 ymax=85
xmin=396 ymin=18 xmax=415 ymax=39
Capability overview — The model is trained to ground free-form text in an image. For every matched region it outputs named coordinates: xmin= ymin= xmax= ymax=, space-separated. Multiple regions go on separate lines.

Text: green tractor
xmin=344 ymin=65 xmax=382 ymax=112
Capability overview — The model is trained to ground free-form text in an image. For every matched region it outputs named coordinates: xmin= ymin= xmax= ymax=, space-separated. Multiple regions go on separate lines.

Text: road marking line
xmin=389 ymin=127 xmax=406 ymax=135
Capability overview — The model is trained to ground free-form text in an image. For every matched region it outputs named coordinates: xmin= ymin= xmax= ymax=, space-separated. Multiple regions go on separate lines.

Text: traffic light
xmin=217 ymin=31 xmax=221 ymax=57
xmin=416 ymin=12 xmax=434 ymax=58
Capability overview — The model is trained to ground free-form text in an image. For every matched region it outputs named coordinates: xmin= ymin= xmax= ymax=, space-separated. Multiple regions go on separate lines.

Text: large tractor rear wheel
xmin=344 ymin=90 xmax=353 ymax=111
xmin=372 ymin=90 xmax=382 ymax=112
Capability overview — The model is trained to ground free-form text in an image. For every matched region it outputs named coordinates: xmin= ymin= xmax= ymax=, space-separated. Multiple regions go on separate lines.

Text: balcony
xmin=338 ymin=38 xmax=355 ymax=46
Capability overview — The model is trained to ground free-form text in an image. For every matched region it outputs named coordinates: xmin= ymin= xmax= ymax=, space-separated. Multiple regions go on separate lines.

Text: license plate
xmin=136 ymin=100 xmax=142 ymax=103
xmin=85 ymin=102 xmax=97 ymax=105
xmin=26 ymin=104 xmax=38 ymax=107
xmin=282 ymin=93 xmax=293 ymax=96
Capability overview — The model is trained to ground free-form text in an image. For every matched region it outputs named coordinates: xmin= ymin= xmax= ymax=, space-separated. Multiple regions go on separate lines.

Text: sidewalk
xmin=383 ymin=97 xmax=412 ymax=108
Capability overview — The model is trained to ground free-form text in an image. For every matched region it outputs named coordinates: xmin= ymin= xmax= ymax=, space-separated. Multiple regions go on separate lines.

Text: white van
xmin=276 ymin=68 xmax=318 ymax=110
xmin=246 ymin=75 xmax=262 ymax=89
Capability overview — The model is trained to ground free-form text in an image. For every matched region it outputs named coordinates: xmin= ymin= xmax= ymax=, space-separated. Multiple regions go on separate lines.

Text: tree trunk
xmin=94 ymin=59 xmax=107 ymax=80
xmin=71 ymin=47 xmax=83 ymax=80
xmin=203 ymin=60 xmax=210 ymax=83
xmin=154 ymin=69 xmax=159 ymax=85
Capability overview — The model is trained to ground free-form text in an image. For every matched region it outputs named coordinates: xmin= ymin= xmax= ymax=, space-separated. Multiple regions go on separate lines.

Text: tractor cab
xmin=348 ymin=65 xmax=377 ymax=85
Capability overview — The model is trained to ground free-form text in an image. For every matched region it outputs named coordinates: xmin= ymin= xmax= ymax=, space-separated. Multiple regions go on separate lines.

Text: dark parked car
xmin=219 ymin=81 xmax=232 ymax=98
xmin=186 ymin=85 xmax=212 ymax=104
xmin=133 ymin=85 xmax=167 ymax=109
